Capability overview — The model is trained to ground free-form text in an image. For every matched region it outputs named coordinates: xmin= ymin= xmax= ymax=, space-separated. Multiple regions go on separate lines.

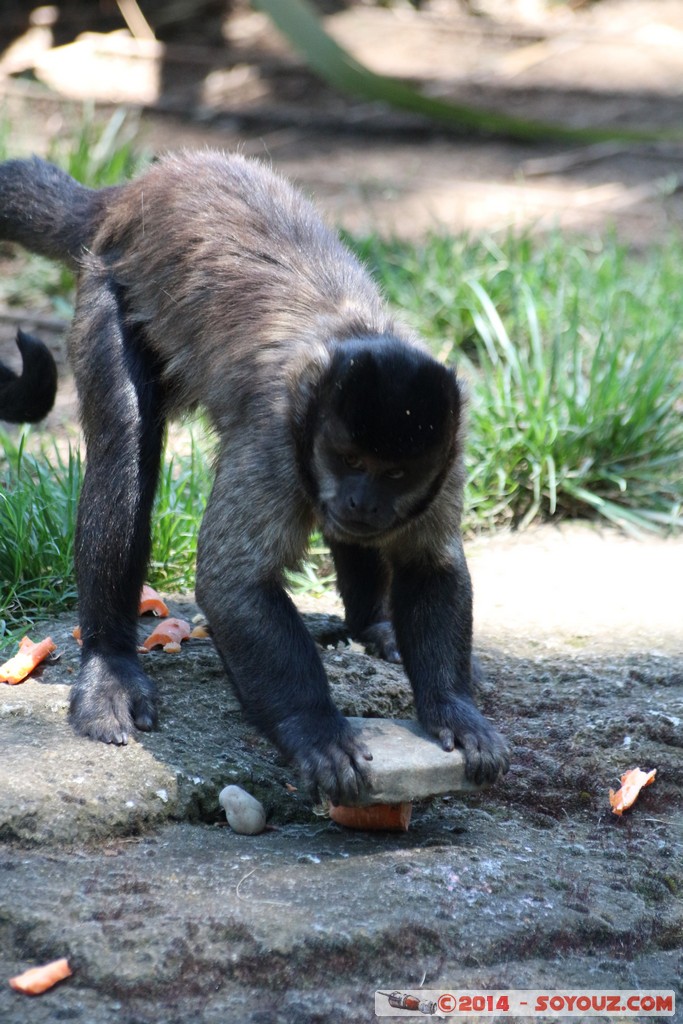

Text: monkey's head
xmin=310 ymin=335 xmax=462 ymax=543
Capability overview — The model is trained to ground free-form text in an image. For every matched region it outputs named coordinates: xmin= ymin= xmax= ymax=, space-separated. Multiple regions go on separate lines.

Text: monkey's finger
xmin=298 ymin=762 xmax=326 ymax=806
xmin=436 ymin=726 xmax=456 ymax=752
xmin=461 ymin=730 xmax=510 ymax=785
xmin=337 ymin=725 xmax=373 ymax=763
xmin=340 ymin=735 xmax=374 ymax=796
xmin=337 ymin=756 xmax=365 ymax=805
xmin=319 ymin=750 xmax=367 ymax=806
xmin=475 ymin=735 xmax=511 ymax=784
xmin=300 ymin=753 xmax=344 ymax=807
xmin=456 ymin=729 xmax=492 ymax=783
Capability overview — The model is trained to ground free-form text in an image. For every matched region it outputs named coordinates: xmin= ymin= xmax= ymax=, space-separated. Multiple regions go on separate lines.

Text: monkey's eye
xmin=385 ymin=467 xmax=405 ymax=480
xmin=343 ymin=454 xmax=365 ymax=470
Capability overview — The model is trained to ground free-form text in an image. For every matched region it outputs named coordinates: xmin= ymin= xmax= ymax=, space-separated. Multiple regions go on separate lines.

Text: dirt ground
xmin=0 ymin=529 xmax=681 ymax=1023
xmin=1 ymin=2 xmax=682 ymax=1021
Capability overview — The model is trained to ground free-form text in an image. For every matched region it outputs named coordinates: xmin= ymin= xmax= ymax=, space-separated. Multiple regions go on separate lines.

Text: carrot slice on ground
xmin=142 ymin=618 xmax=191 ymax=651
xmin=139 ymin=584 xmax=169 ymax=617
xmin=330 ymin=802 xmax=413 ymax=831
xmin=0 ymin=636 xmax=57 ymax=685
xmin=609 ymin=767 xmax=657 ymax=816
xmin=9 ymin=957 xmax=72 ymax=995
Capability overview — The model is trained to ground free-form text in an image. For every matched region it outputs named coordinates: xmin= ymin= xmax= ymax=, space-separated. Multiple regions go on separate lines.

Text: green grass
xmin=353 ymin=231 xmax=683 ymax=534
xmin=0 ymin=425 xmax=212 ymax=642
xmin=0 ymin=425 xmax=332 ymax=642
xmin=0 ymin=433 xmax=80 ymax=642
xmin=46 ymin=105 xmax=145 ymax=189
xmin=148 ymin=431 xmax=212 ymax=593
xmin=1 ymin=112 xmax=682 ymax=641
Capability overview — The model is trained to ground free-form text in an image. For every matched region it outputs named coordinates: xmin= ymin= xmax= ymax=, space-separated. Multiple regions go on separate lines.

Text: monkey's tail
xmin=0 ymin=329 xmax=58 ymax=423
xmin=0 ymin=156 xmax=102 ymax=267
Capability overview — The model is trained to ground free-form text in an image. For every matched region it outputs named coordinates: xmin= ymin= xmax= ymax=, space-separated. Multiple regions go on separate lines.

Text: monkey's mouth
xmin=323 ymin=508 xmax=394 ymax=542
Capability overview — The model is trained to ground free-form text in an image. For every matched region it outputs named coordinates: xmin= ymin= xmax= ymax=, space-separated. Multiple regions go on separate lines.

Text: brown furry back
xmin=91 ymin=152 xmax=408 ymax=419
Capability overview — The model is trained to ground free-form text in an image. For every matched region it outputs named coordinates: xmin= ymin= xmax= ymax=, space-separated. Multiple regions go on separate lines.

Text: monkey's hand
xmin=418 ymin=695 xmax=510 ymax=785
xmin=69 ymin=654 xmax=158 ymax=745
xmin=277 ymin=710 xmax=373 ymax=806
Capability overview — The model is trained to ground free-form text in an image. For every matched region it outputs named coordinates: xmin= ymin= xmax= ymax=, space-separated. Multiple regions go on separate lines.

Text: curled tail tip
xmin=0 ymin=329 xmax=58 ymax=423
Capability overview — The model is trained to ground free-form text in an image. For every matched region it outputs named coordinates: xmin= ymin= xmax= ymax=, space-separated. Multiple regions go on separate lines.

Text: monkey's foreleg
xmin=68 ymin=266 xmax=165 ymax=744
xmin=391 ymin=555 xmax=510 ymax=785
xmin=196 ymin=493 xmax=372 ymax=804
xmin=201 ymin=578 xmax=372 ymax=805
xmin=328 ymin=540 xmax=401 ymax=663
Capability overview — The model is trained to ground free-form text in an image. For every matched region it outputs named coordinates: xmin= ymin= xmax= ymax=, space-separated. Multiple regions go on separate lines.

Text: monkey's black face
xmin=310 ymin=338 xmax=461 ymax=543
xmin=312 ymin=417 xmax=446 ymax=543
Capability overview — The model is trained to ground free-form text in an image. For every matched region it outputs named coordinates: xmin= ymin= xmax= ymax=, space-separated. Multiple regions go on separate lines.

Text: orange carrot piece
xmin=142 ymin=617 xmax=191 ymax=651
xmin=139 ymin=584 xmax=169 ymax=618
xmin=330 ymin=802 xmax=413 ymax=831
xmin=0 ymin=636 xmax=57 ymax=685
xmin=72 ymin=625 xmax=82 ymax=641
xmin=9 ymin=957 xmax=72 ymax=995
xmin=609 ymin=767 xmax=657 ymax=816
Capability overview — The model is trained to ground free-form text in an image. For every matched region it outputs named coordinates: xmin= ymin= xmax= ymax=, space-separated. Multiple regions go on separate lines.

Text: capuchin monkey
xmin=0 ymin=152 xmax=509 ymax=803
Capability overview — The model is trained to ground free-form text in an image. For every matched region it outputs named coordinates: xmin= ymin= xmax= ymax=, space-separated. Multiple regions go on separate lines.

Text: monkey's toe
xmin=133 ymin=712 xmax=156 ymax=733
xmin=131 ymin=693 xmax=158 ymax=733
xmin=70 ymin=701 xmax=133 ymax=745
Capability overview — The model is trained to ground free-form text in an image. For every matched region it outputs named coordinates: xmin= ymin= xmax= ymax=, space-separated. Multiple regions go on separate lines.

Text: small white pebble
xmin=219 ymin=785 xmax=266 ymax=835
xmin=155 ymin=788 xmax=169 ymax=803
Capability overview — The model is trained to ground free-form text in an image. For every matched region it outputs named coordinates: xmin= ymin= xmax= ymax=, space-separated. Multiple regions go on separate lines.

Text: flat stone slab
xmin=346 ymin=717 xmax=482 ymax=804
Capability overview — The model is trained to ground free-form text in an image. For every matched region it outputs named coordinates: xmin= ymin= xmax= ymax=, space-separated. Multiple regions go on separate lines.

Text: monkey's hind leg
xmin=329 ymin=541 xmax=401 ymax=663
xmin=68 ymin=266 xmax=165 ymax=744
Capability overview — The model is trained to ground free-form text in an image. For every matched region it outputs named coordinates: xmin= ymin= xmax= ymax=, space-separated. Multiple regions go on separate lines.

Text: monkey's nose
xmin=346 ymin=494 xmax=378 ymax=517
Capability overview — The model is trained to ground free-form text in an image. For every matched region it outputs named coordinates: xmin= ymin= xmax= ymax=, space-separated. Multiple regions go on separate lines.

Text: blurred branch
xmin=253 ymin=0 xmax=680 ymax=144
xmin=116 ymin=0 xmax=156 ymax=41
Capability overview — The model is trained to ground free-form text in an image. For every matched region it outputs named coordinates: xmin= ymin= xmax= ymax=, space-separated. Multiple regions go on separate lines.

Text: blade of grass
xmin=254 ymin=0 xmax=680 ymax=144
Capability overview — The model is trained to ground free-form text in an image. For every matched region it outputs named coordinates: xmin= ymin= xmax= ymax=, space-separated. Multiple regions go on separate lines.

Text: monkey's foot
xmin=359 ymin=621 xmax=401 ymax=664
xmin=69 ymin=654 xmax=158 ymax=745
xmin=418 ymin=696 xmax=510 ymax=785
xmin=278 ymin=709 xmax=374 ymax=806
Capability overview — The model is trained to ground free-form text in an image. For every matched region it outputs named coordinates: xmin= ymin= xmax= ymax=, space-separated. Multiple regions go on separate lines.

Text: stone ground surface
xmin=1 ymin=526 xmax=681 ymax=1023
xmin=1 ymin=1 xmax=683 ymax=1020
